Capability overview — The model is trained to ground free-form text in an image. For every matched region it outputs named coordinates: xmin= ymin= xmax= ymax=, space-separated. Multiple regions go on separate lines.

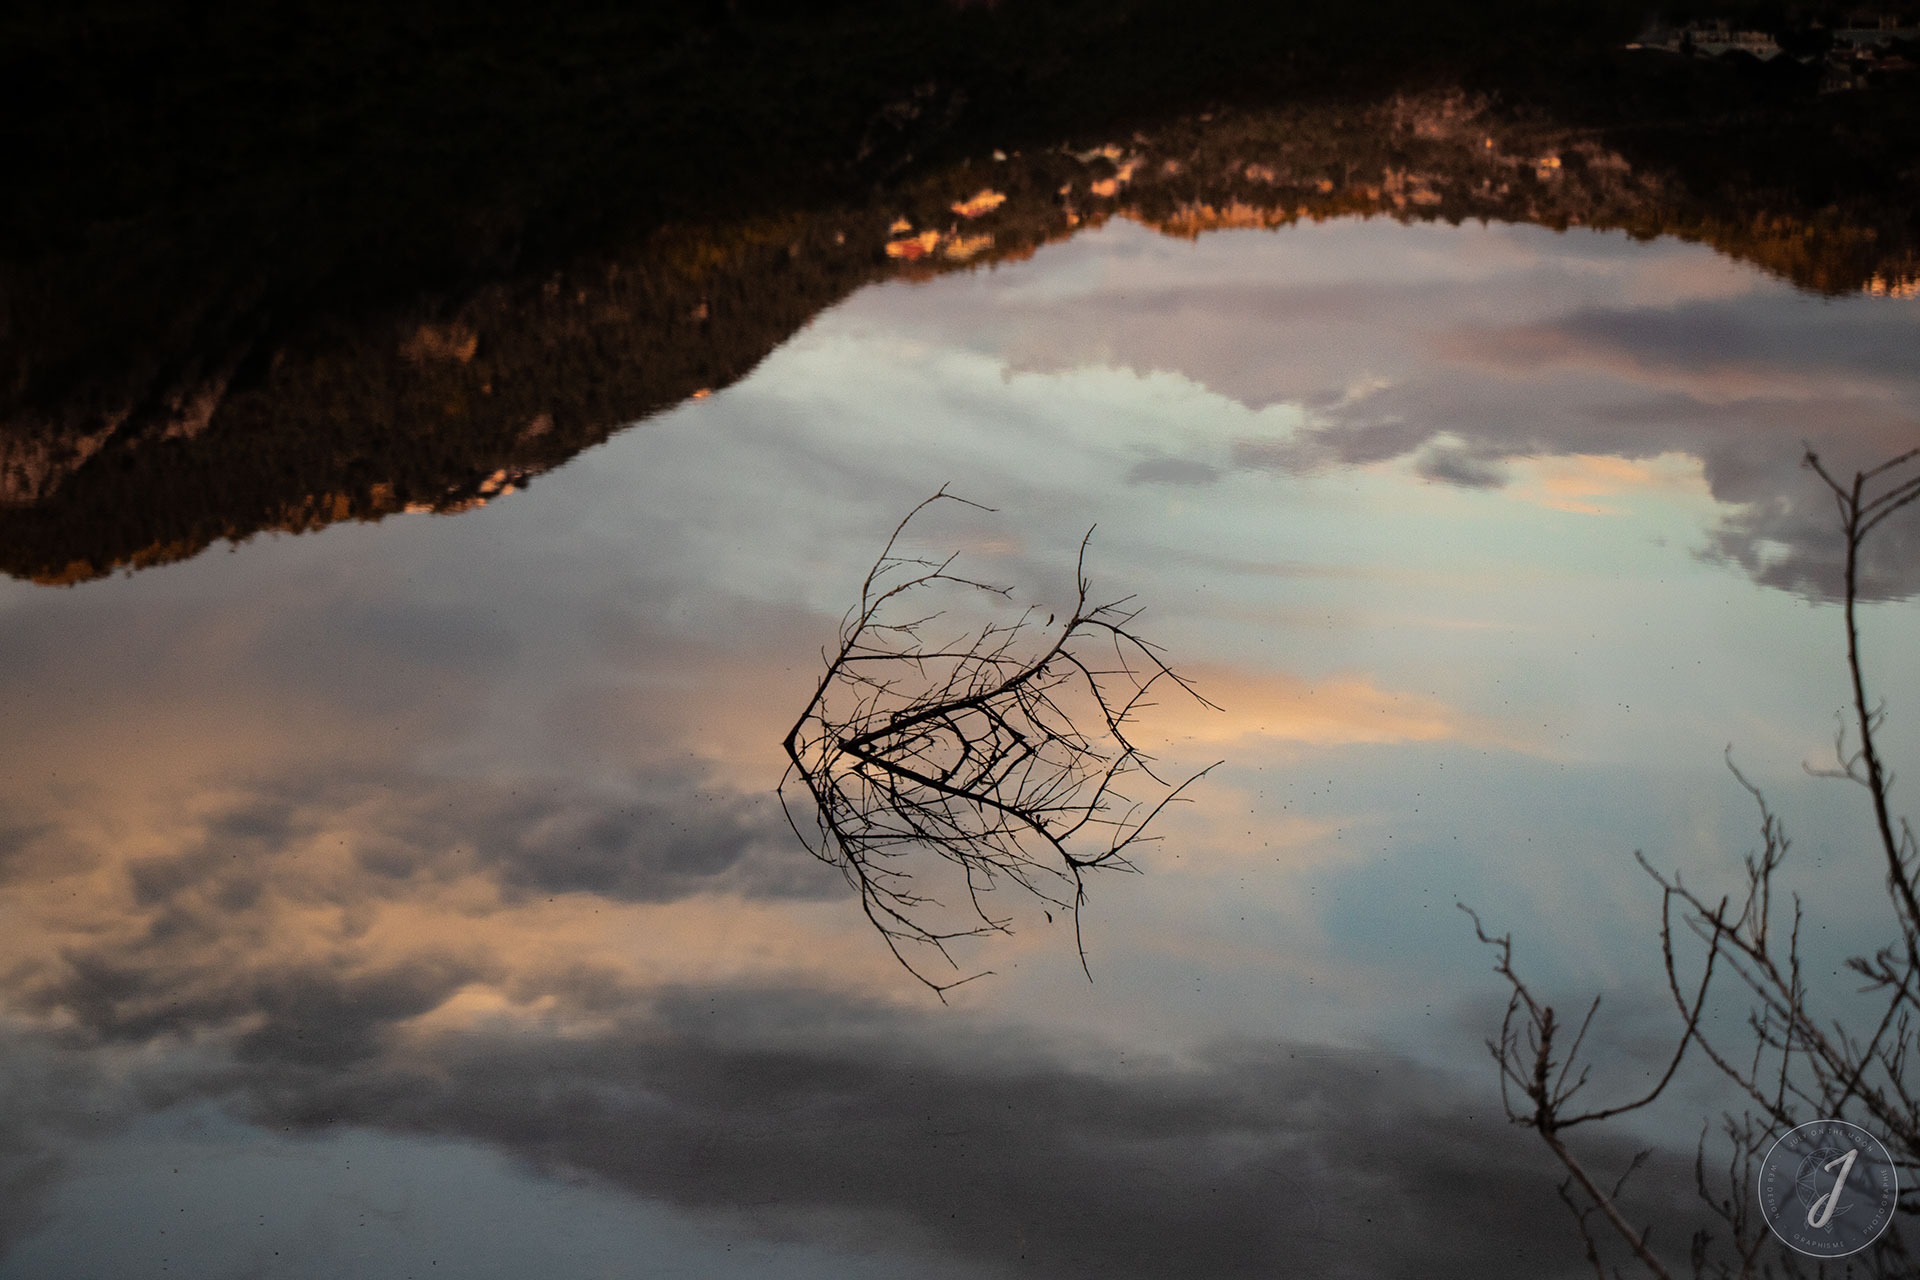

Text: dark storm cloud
xmin=32 ymin=946 xmax=489 ymax=1069
xmin=1545 ymin=300 xmax=1920 ymax=384
xmin=222 ymin=985 xmax=1706 ymax=1280
xmin=1704 ymin=466 xmax=1920 ymax=602
xmin=0 ymin=1037 xmax=129 ymax=1256
xmin=230 ymin=958 xmax=488 ymax=1068
xmin=1233 ymin=415 xmax=1438 ymax=474
xmin=441 ymin=784 xmax=834 ymax=905
xmin=1415 ymin=445 xmax=1509 ymax=488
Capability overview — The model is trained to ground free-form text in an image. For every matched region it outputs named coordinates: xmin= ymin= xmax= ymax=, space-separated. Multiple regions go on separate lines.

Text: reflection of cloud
xmin=1127 ymin=456 xmax=1221 ymax=486
xmin=0 ymin=968 xmax=1717 ymax=1279
xmin=1506 ymin=302 xmax=1917 ymax=389
xmin=0 ymin=713 xmax=1707 ymax=1278
xmin=1143 ymin=665 xmax=1458 ymax=748
xmin=0 ymin=763 xmax=879 ymax=1072
xmin=1233 ymin=416 xmax=1432 ymax=473
xmin=849 ymin=220 xmax=1920 ymax=599
xmin=0 ymin=1029 xmax=131 ymax=1256
xmin=207 ymin=986 xmax=1699 ymax=1280
xmin=1415 ymin=445 xmax=1507 ymax=488
xmin=1445 ymin=308 xmax=1911 ymax=406
xmin=0 ymin=823 xmax=47 ymax=879
xmin=1504 ymin=452 xmax=1706 ymax=515
xmin=1162 ymin=547 xmax=1422 ymax=584
xmin=6 ymin=211 xmax=1915 ymax=1276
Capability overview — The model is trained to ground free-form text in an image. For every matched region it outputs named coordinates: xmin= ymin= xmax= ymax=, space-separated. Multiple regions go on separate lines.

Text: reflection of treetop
xmin=780 ymin=490 xmax=1219 ymax=998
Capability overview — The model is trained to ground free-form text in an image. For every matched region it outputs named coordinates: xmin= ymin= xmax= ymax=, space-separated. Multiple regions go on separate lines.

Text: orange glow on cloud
xmin=0 ymin=795 xmax=915 ymax=1045
xmin=1504 ymin=451 xmax=1707 ymax=514
xmin=1138 ymin=664 xmax=1459 ymax=748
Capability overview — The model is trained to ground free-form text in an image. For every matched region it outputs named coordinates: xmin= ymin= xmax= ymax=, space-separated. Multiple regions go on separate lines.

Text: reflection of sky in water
xmin=2 ymin=219 xmax=1917 ymax=1278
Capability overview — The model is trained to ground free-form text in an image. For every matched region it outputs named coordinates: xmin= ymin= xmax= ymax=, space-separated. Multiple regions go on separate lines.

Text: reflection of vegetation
xmin=1467 ymin=447 xmax=1920 ymax=1276
xmin=0 ymin=213 xmax=880 ymax=582
xmin=6 ymin=2 xmax=1919 ymax=584
xmin=780 ymin=492 xmax=1217 ymax=997
xmin=4 ymin=0 xmax=1630 ymax=423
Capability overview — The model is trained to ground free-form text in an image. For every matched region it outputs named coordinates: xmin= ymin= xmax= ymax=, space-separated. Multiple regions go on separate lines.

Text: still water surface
xmin=3 ymin=216 xmax=1918 ymax=1278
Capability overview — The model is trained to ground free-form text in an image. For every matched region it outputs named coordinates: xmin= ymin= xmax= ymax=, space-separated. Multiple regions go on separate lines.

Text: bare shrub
xmin=781 ymin=490 xmax=1219 ymax=998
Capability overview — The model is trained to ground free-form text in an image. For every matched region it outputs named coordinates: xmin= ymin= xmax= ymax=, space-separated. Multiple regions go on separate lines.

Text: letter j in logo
xmin=1806 ymin=1146 xmax=1857 ymax=1230
xmin=1757 ymin=1120 xmax=1897 ymax=1257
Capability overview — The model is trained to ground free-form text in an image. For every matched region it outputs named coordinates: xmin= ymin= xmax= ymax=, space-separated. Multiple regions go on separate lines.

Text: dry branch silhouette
xmin=780 ymin=489 xmax=1220 ymax=998
xmin=1466 ymin=446 xmax=1920 ymax=1278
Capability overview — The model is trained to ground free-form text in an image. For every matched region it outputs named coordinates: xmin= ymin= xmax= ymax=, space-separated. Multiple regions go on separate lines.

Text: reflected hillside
xmin=5 ymin=3 xmax=1919 ymax=584
xmin=1 ymin=213 xmax=887 ymax=582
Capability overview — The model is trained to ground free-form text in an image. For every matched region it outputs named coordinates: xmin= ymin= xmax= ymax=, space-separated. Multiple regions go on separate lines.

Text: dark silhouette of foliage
xmin=11 ymin=79 xmax=1919 ymax=586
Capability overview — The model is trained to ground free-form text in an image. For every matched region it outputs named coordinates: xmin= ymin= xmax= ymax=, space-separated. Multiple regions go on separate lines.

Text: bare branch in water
xmin=780 ymin=489 xmax=1220 ymax=999
xmin=1467 ymin=445 xmax=1920 ymax=1276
